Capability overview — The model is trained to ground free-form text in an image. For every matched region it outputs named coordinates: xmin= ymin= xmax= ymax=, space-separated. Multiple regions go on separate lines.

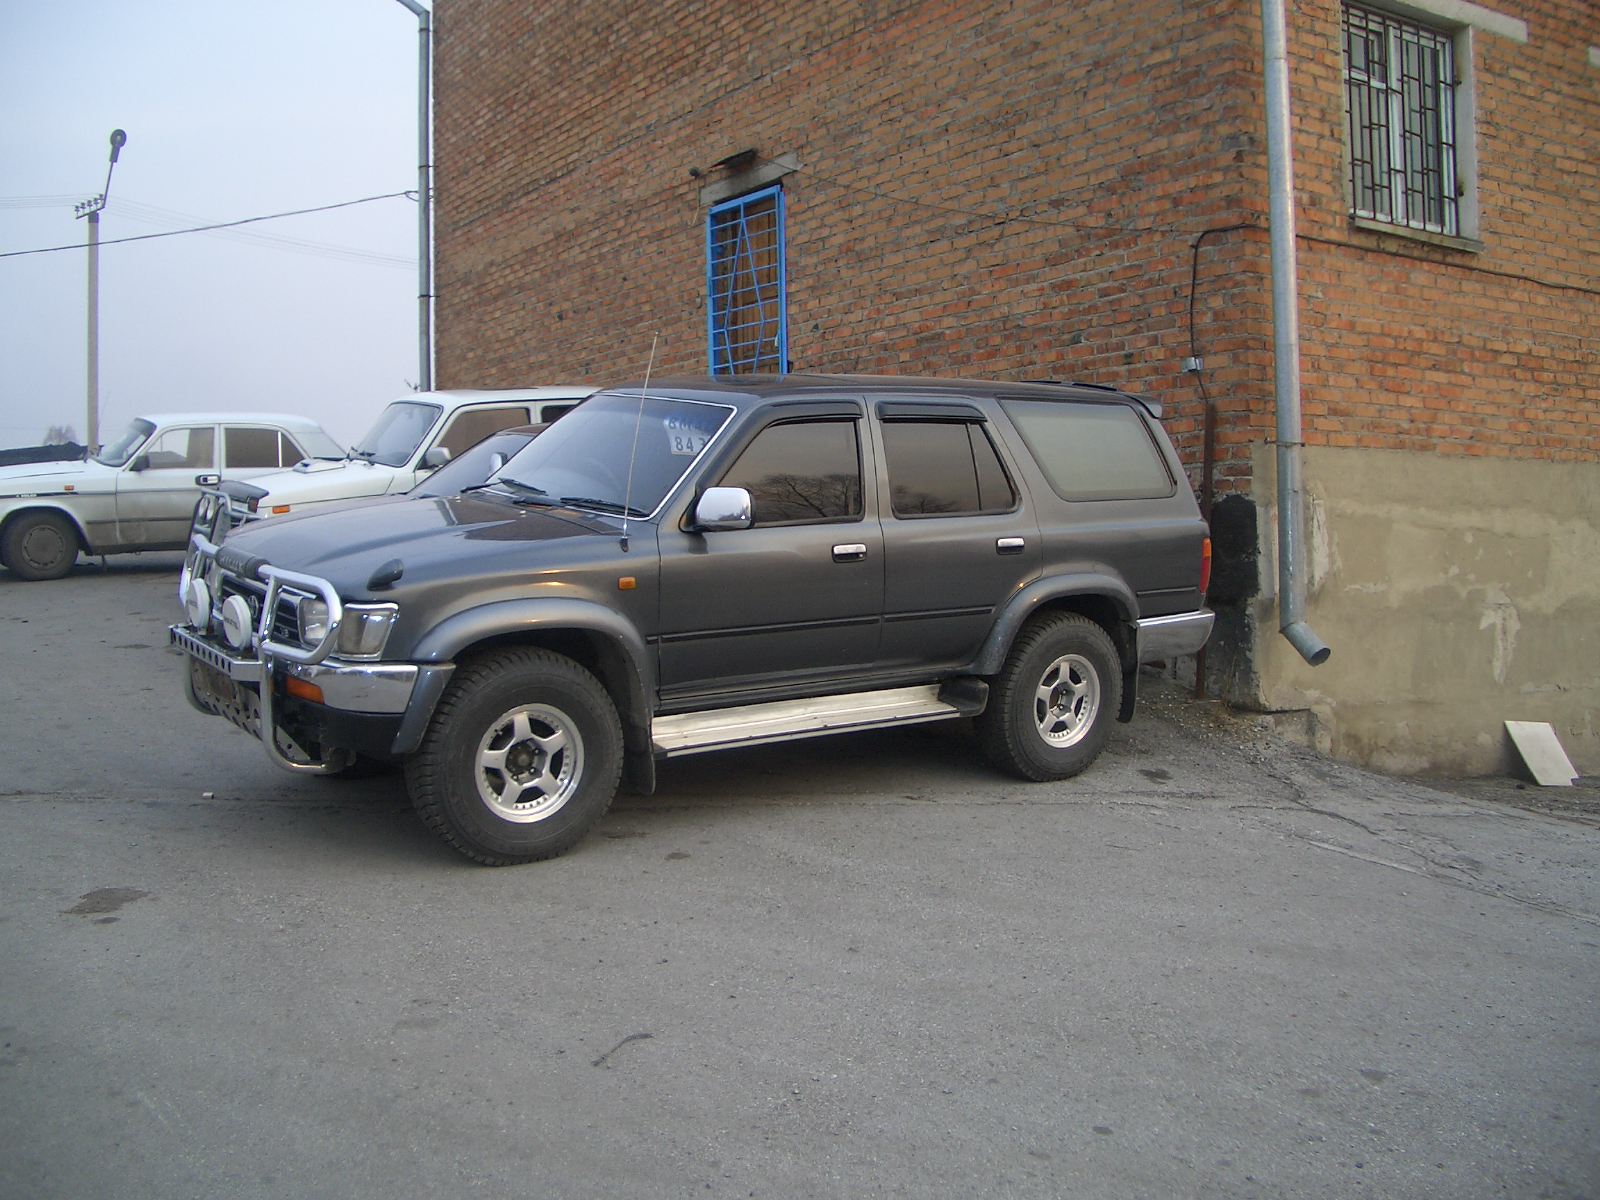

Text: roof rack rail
xmin=1018 ymin=379 xmax=1123 ymax=393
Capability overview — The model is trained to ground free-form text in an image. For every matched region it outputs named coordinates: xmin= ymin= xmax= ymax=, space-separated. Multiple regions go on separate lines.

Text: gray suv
xmin=171 ymin=375 xmax=1213 ymax=865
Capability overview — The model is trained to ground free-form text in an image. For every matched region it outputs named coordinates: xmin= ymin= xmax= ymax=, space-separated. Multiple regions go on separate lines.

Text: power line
xmin=109 ymin=197 xmax=413 ymax=268
xmin=0 ymin=195 xmax=88 ymax=209
xmin=0 ymin=191 xmax=416 ymax=261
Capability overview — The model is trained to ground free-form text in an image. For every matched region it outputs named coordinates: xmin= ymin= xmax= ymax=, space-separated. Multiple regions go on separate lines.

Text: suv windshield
xmin=489 ymin=392 xmax=733 ymax=516
xmin=351 ymin=401 xmax=442 ymax=467
xmin=95 ymin=419 xmax=156 ymax=467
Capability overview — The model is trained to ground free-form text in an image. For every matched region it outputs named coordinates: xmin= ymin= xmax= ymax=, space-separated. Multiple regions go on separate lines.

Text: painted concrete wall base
xmin=1245 ymin=444 xmax=1598 ymax=777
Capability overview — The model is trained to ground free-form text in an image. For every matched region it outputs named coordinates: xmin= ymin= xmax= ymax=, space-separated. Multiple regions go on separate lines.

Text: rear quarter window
xmin=1000 ymin=399 xmax=1175 ymax=501
xmin=225 ymin=426 xmax=298 ymax=469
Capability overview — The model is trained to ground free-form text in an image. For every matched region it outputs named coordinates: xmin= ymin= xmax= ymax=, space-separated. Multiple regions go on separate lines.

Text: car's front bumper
xmin=171 ymin=623 xmax=420 ymax=772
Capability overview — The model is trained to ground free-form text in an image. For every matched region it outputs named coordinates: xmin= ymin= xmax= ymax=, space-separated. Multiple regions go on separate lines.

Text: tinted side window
xmin=719 ymin=420 xmax=862 ymax=526
xmin=1000 ymin=399 xmax=1175 ymax=501
xmin=437 ymin=406 xmax=532 ymax=456
xmin=225 ymin=426 xmax=282 ymax=469
xmin=883 ymin=421 xmax=1016 ymax=516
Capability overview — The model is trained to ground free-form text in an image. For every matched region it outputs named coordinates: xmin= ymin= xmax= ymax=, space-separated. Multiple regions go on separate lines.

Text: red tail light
xmin=1199 ymin=537 xmax=1212 ymax=598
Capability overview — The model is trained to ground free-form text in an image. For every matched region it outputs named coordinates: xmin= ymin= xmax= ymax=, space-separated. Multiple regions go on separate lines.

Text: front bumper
xmin=171 ymin=623 xmax=421 ymax=773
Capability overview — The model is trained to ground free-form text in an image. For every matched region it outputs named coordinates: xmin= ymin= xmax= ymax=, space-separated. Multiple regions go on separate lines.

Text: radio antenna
xmin=619 ymin=333 xmax=659 ymax=552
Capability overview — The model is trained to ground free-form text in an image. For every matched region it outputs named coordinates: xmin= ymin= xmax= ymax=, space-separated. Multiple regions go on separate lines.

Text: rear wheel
xmin=405 ymin=648 xmax=623 ymax=865
xmin=977 ymin=613 xmax=1122 ymax=781
xmin=1 ymin=512 xmax=80 ymax=581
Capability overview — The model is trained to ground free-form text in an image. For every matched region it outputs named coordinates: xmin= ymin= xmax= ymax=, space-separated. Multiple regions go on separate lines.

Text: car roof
xmin=593 ymin=374 xmax=1159 ymax=416
xmin=402 ymin=387 xmax=595 ymax=406
xmin=128 ymin=412 xmax=337 ymax=431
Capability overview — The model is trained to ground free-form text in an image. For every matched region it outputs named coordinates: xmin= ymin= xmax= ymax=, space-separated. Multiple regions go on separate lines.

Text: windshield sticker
xmin=664 ymin=416 xmax=713 ymax=456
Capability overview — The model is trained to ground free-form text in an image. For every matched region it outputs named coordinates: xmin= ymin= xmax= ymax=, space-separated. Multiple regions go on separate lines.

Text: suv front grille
xmin=215 ymin=574 xmax=305 ymax=644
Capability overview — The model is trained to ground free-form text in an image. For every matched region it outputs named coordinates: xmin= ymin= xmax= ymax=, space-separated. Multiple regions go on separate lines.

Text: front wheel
xmin=976 ymin=613 xmax=1122 ymax=781
xmin=405 ymin=648 xmax=623 ymax=865
xmin=1 ymin=512 xmax=80 ymax=581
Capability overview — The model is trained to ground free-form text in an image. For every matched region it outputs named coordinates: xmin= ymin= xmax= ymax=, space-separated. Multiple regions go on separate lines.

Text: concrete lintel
xmin=1369 ymin=0 xmax=1528 ymax=42
xmin=699 ymin=153 xmax=800 ymax=207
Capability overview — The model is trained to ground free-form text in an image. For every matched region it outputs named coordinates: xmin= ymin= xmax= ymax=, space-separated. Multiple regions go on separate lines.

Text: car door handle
xmin=833 ymin=543 xmax=868 ymax=562
xmin=996 ymin=537 xmax=1026 ymax=555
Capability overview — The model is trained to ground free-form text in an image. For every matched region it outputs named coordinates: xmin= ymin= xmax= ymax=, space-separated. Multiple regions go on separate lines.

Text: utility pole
xmin=74 ymin=129 xmax=127 ymax=453
xmin=393 ymin=0 xmax=433 ymax=391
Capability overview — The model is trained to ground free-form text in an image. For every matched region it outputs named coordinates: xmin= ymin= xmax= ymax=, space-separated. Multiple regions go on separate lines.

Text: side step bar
xmin=652 ymin=680 xmax=987 ymax=758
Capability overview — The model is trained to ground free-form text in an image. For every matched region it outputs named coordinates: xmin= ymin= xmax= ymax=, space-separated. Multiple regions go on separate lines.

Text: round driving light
xmin=221 ymin=594 xmax=254 ymax=651
xmin=184 ymin=577 xmax=212 ymax=631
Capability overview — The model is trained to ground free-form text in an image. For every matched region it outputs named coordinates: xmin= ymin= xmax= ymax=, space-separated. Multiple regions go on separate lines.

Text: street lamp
xmin=74 ymin=128 xmax=127 ymax=452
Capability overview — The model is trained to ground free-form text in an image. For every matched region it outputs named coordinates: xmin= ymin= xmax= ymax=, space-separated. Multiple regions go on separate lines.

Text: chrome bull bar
xmin=171 ymin=553 xmax=353 ymax=775
xmin=171 ymin=624 xmax=354 ymax=776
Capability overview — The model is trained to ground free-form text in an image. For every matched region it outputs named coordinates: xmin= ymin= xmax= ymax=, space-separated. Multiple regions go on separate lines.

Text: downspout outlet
xmin=1282 ymin=620 xmax=1331 ymax=666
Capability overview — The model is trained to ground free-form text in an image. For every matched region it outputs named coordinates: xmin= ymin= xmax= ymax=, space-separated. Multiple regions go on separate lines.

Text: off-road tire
xmin=405 ymin=647 xmax=623 ymax=865
xmin=977 ymin=612 xmax=1122 ymax=782
xmin=1 ymin=512 xmax=80 ymax=581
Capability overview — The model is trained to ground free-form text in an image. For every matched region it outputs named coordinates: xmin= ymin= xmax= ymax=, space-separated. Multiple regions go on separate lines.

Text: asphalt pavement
xmin=1 ymin=554 xmax=1597 ymax=1199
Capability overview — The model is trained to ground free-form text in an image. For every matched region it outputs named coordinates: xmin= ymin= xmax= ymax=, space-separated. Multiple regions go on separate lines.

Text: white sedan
xmin=0 ymin=412 xmax=342 ymax=581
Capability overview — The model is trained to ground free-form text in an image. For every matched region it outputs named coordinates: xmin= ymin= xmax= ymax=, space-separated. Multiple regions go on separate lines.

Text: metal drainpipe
xmin=1260 ymin=0 xmax=1331 ymax=666
xmin=394 ymin=0 xmax=434 ymax=391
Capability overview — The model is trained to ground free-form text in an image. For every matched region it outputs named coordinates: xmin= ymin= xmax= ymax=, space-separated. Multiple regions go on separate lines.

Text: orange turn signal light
xmin=1199 ymin=537 xmax=1213 ymax=598
xmin=284 ymin=676 xmax=324 ymax=704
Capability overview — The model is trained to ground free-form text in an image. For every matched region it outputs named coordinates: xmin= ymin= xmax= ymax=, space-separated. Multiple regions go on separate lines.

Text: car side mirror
xmin=693 ymin=486 xmax=753 ymax=531
xmin=195 ymin=472 xmax=221 ymax=487
xmin=128 ymin=453 xmax=150 ymax=472
xmin=420 ymin=447 xmax=452 ymax=470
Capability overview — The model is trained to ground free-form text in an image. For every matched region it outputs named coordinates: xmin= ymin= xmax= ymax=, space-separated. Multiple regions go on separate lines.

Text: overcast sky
xmin=0 ymin=0 xmax=427 ymax=449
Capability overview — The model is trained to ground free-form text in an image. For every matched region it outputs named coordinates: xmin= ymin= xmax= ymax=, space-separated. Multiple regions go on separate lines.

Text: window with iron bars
xmin=1343 ymin=3 xmax=1461 ymax=237
xmin=707 ymin=185 xmax=787 ymax=375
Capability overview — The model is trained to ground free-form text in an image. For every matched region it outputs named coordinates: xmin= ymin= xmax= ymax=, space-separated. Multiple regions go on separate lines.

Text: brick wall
xmin=434 ymin=0 xmax=1280 ymax=488
xmin=433 ymin=0 xmax=1598 ymax=488
xmin=1289 ymin=0 xmax=1599 ymax=463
